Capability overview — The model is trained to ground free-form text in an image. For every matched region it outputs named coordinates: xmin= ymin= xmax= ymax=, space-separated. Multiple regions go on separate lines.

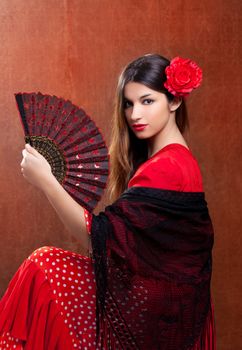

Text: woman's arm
xmin=21 ymin=144 xmax=90 ymax=253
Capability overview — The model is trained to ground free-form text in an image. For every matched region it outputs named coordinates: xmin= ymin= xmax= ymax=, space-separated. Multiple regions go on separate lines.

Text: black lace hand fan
xmin=15 ymin=92 xmax=109 ymax=212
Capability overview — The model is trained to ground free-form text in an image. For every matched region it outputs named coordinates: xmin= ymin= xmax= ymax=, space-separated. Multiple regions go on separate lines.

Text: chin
xmin=133 ymin=133 xmax=148 ymax=140
xmin=138 ymin=135 xmax=149 ymax=140
xmin=134 ymin=130 xmax=153 ymax=139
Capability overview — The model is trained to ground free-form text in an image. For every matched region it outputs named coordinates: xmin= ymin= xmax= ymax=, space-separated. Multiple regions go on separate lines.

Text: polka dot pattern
xmin=0 ymin=247 xmax=98 ymax=349
xmin=0 ymin=245 xmax=215 ymax=349
xmin=29 ymin=247 xmax=97 ymax=349
xmin=84 ymin=209 xmax=92 ymax=234
xmin=0 ymin=332 xmax=22 ymax=349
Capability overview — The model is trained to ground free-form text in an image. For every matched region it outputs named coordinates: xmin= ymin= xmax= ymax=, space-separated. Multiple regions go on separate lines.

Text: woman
xmin=0 ymin=54 xmax=216 ymax=349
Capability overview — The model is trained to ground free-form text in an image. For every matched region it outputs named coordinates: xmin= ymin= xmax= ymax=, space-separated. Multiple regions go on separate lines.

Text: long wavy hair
xmin=108 ymin=54 xmax=188 ymax=201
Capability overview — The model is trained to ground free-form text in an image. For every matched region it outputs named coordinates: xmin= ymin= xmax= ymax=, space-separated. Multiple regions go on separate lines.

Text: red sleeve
xmin=128 ymin=157 xmax=184 ymax=191
xmin=84 ymin=209 xmax=93 ymax=234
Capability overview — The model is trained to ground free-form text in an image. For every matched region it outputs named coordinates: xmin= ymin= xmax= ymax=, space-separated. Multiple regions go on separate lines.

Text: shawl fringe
xmin=192 ymin=299 xmax=216 ymax=350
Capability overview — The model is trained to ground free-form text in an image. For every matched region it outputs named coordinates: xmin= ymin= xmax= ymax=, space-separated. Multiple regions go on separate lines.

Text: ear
xmin=169 ymin=97 xmax=182 ymax=112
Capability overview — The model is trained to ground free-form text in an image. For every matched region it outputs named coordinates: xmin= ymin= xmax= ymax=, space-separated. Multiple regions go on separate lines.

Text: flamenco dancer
xmin=0 ymin=54 xmax=216 ymax=349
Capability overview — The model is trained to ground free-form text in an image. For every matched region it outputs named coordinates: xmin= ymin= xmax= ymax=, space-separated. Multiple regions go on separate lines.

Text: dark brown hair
xmin=108 ymin=54 xmax=188 ymax=201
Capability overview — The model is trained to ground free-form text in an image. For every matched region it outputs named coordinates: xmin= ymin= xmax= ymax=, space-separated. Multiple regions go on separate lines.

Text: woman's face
xmin=124 ymin=82 xmax=177 ymax=141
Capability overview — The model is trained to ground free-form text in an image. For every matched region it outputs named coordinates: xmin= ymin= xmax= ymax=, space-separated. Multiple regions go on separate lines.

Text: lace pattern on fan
xmin=25 ymin=135 xmax=66 ymax=183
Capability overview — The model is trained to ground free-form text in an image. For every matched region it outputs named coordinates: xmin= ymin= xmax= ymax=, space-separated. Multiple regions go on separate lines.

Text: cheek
xmin=148 ymin=104 xmax=165 ymax=120
xmin=153 ymin=102 xmax=170 ymax=118
xmin=147 ymin=106 xmax=170 ymax=128
xmin=124 ymin=109 xmax=130 ymax=121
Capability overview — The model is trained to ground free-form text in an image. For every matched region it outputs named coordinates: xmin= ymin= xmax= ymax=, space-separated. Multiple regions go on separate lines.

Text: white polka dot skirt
xmin=0 ymin=247 xmax=98 ymax=350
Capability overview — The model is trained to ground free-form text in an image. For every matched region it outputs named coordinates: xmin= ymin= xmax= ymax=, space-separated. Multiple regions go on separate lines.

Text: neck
xmin=147 ymin=124 xmax=187 ymax=158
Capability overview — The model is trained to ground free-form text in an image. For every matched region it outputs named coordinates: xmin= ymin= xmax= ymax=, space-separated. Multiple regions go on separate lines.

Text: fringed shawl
xmin=90 ymin=187 xmax=214 ymax=349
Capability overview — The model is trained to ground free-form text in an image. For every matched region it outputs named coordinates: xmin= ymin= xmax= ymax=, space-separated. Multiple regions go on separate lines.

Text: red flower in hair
xmin=164 ymin=57 xmax=202 ymax=97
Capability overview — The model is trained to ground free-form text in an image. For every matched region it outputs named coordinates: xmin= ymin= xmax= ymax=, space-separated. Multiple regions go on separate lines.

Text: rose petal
xmin=164 ymin=57 xmax=202 ymax=97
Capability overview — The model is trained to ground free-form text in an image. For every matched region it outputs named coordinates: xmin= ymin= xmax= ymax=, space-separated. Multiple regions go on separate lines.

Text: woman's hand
xmin=20 ymin=144 xmax=90 ymax=251
xmin=20 ymin=143 xmax=54 ymax=191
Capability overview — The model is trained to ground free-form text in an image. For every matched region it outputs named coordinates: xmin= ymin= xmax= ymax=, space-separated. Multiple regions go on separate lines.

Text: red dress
xmin=0 ymin=144 xmax=216 ymax=349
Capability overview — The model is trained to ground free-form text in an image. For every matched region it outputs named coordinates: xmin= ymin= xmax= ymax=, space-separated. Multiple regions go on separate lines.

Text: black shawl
xmin=90 ymin=187 xmax=214 ymax=349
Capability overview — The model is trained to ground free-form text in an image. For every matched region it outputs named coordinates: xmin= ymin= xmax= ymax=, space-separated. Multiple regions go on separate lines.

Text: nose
xmin=130 ymin=104 xmax=142 ymax=121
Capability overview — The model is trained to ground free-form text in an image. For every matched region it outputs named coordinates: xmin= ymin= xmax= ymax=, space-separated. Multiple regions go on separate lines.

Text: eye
xmin=123 ymin=99 xmax=133 ymax=109
xmin=143 ymin=98 xmax=154 ymax=105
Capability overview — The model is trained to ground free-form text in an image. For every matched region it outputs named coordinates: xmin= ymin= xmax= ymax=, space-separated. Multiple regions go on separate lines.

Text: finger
xmin=25 ymin=144 xmax=41 ymax=158
xmin=22 ymin=149 xmax=27 ymax=158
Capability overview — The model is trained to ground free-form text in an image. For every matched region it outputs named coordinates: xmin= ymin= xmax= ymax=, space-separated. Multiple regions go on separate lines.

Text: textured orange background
xmin=0 ymin=1 xmax=241 ymax=348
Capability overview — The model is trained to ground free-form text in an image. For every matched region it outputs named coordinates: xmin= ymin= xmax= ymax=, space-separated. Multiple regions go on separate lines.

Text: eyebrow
xmin=140 ymin=94 xmax=152 ymax=99
xmin=124 ymin=93 xmax=152 ymax=101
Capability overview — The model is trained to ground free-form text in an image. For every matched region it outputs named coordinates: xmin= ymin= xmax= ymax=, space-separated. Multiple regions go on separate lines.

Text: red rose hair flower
xmin=164 ymin=57 xmax=202 ymax=97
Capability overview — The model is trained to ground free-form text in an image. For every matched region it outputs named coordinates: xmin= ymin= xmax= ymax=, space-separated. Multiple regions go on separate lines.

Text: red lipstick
xmin=132 ymin=124 xmax=148 ymax=131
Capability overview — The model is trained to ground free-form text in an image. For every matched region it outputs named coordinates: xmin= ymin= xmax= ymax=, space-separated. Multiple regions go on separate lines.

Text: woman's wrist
xmin=41 ymin=173 xmax=60 ymax=195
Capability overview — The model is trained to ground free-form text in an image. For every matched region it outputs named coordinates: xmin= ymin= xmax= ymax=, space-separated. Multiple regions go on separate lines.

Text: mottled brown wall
xmin=0 ymin=0 xmax=241 ymax=348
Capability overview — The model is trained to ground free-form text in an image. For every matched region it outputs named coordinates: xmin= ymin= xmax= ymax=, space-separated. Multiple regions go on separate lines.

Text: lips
xmin=132 ymin=124 xmax=148 ymax=131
